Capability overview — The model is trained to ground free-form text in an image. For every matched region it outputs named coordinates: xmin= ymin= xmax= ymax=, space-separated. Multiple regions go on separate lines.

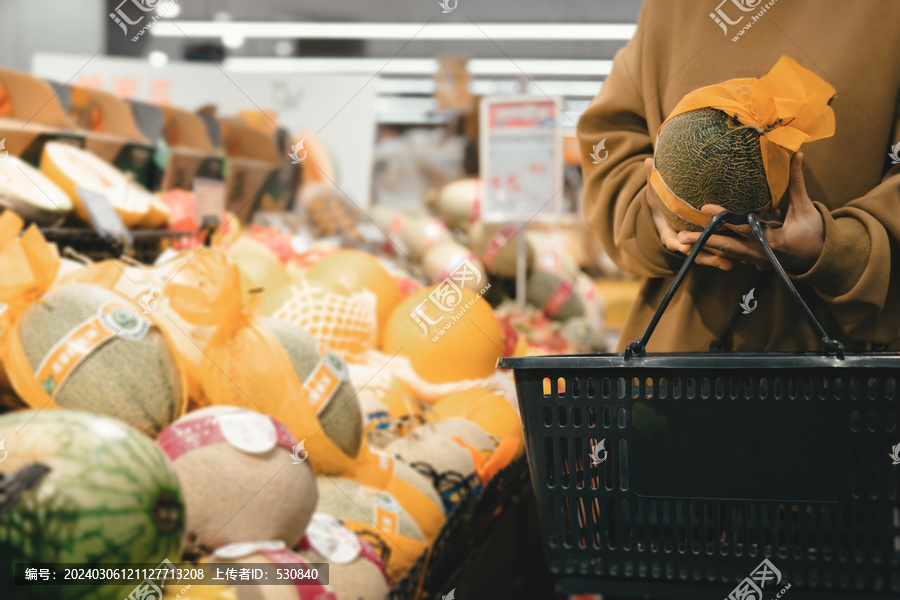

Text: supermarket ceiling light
xmin=223 ymin=57 xmax=612 ymax=77
xmin=150 ymin=21 xmax=636 ymax=41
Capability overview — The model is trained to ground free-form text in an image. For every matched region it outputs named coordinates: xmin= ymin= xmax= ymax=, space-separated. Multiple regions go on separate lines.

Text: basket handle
xmin=624 ymin=210 xmax=844 ymax=359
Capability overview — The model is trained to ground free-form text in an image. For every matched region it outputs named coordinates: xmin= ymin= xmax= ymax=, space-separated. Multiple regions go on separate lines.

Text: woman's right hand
xmin=644 ymin=158 xmax=734 ymax=271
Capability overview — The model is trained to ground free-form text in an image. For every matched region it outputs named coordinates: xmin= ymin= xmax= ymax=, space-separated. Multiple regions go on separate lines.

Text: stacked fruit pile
xmin=370 ymin=177 xmax=609 ymax=355
xmin=0 ymin=211 xmax=526 ymax=600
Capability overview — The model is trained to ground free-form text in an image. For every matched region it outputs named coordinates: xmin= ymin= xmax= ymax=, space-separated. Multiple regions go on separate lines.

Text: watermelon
xmin=14 ymin=283 xmax=185 ymax=436
xmin=0 ymin=410 xmax=184 ymax=600
xmin=654 ymin=107 xmax=771 ymax=232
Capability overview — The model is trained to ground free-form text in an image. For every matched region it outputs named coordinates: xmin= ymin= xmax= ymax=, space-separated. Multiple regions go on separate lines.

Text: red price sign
xmin=479 ymin=96 xmax=563 ymax=223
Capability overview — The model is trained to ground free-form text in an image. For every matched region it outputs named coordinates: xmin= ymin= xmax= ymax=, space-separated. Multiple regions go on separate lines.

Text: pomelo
xmin=654 ymin=107 xmax=771 ymax=232
xmin=205 ymin=540 xmax=334 ymax=600
xmin=228 ymin=236 xmax=291 ymax=310
xmin=0 ymin=410 xmax=184 ymax=599
xmin=316 ymin=476 xmax=426 ymax=583
xmin=436 ymin=178 xmax=482 ymax=230
xmin=469 ymin=221 xmax=532 ymax=278
xmin=400 ymin=215 xmax=452 ymax=262
xmin=269 ymin=281 xmax=377 ymax=362
xmin=422 ymin=241 xmax=486 ymax=293
xmin=261 ymin=316 xmax=364 ymax=461
xmin=0 ymin=155 xmax=72 ymax=225
xmin=526 ymin=269 xmax=584 ymax=321
xmin=382 ymin=285 xmax=503 ymax=384
xmin=157 ymin=406 xmax=317 ymax=555
xmin=433 ymin=389 xmax=524 ymax=458
xmin=40 ymin=141 xmax=153 ymax=227
xmin=12 ymin=283 xmax=186 ymax=436
xmin=305 ymin=249 xmax=402 ymax=343
xmin=296 ymin=513 xmax=391 ymax=600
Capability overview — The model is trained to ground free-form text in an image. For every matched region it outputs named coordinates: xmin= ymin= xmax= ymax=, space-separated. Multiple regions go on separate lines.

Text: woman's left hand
xmin=675 ymin=152 xmax=825 ymax=273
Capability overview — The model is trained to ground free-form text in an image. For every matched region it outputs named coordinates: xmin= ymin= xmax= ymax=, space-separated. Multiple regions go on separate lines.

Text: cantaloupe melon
xmin=40 ymin=141 xmax=154 ymax=227
xmin=138 ymin=192 xmax=172 ymax=229
xmin=386 ymin=428 xmax=479 ymax=510
xmin=433 ymin=389 xmax=524 ymax=458
xmin=157 ymin=406 xmax=317 ymax=554
xmin=11 ymin=283 xmax=186 ymax=436
xmin=0 ymin=155 xmax=72 ymax=225
xmin=382 ymin=285 xmax=503 ymax=384
xmin=469 ymin=221 xmax=532 ymax=278
xmin=422 ymin=241 xmax=486 ymax=293
xmin=261 ymin=316 xmax=364 ymax=461
xmin=653 ymin=107 xmax=771 ymax=232
xmin=0 ymin=410 xmax=185 ymax=600
xmin=206 ymin=540 xmax=334 ymax=600
xmin=436 ymin=178 xmax=481 ymax=230
xmin=428 ymin=418 xmax=495 ymax=452
xmin=296 ymin=513 xmax=391 ymax=600
xmin=316 ymin=476 xmax=426 ymax=583
xmin=306 ymin=249 xmax=402 ymax=344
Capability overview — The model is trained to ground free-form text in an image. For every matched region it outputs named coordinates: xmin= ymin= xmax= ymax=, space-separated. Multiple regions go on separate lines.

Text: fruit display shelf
xmin=41 ymin=227 xmax=202 ymax=264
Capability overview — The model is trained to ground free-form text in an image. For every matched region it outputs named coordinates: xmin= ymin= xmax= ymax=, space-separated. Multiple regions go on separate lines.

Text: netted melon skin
xmin=655 ymin=107 xmax=771 ymax=232
xmin=18 ymin=284 xmax=182 ymax=436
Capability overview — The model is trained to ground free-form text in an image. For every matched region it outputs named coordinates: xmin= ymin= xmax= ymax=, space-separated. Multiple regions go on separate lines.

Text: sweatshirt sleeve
xmin=791 ymin=146 xmax=900 ymax=344
xmin=577 ymin=4 xmax=685 ymax=279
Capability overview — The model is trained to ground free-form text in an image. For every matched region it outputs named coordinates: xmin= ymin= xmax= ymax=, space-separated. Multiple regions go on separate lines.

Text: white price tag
xmin=77 ymin=187 xmax=133 ymax=247
xmin=192 ymin=177 xmax=227 ymax=227
xmin=479 ymin=97 xmax=563 ymax=223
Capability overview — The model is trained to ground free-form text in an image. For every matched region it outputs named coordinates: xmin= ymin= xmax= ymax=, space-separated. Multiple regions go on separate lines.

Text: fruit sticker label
xmin=305 ymin=513 xmax=362 ymax=564
xmin=33 ymin=301 xmax=151 ymax=395
xmin=370 ymin=490 xmax=402 ymax=535
xmin=157 ymin=413 xmax=296 ymax=461
xmin=302 ymin=343 xmax=349 ymax=413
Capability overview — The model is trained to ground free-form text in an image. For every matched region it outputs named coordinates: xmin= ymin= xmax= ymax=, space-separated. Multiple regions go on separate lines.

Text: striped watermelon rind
xmin=0 ymin=409 xmax=185 ymax=600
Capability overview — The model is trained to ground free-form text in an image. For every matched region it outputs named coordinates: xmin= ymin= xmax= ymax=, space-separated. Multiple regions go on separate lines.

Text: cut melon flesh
xmin=41 ymin=141 xmax=153 ymax=227
xmin=0 ymin=155 xmax=72 ymax=225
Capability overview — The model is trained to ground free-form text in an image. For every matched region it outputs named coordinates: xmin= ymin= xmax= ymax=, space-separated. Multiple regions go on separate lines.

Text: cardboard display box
xmin=0 ymin=68 xmax=83 ymax=165
xmin=219 ymin=116 xmax=299 ymax=223
xmin=159 ymin=106 xmax=225 ymax=192
xmin=60 ymin=86 xmax=156 ymax=189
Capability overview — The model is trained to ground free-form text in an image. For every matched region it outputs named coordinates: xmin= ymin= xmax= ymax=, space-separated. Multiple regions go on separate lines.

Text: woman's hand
xmin=644 ymin=158 xmax=734 ymax=270
xmin=675 ymin=152 xmax=825 ymax=273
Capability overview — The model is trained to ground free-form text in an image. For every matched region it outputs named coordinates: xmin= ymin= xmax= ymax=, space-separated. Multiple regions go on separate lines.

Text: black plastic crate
xmin=41 ymin=228 xmax=200 ymax=264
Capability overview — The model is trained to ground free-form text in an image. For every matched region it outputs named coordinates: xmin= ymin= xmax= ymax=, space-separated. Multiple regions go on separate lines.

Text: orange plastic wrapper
xmin=651 ymin=56 xmax=836 ymax=227
xmin=0 ymin=212 xmax=187 ymax=417
xmin=166 ymin=249 xmax=358 ymax=475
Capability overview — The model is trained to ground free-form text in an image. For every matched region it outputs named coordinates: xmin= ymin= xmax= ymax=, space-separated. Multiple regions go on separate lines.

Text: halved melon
xmin=40 ymin=141 xmax=153 ymax=227
xmin=0 ymin=155 xmax=72 ymax=225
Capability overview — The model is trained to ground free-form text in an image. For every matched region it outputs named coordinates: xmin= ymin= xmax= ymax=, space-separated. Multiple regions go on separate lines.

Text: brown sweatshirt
xmin=579 ymin=0 xmax=900 ymax=353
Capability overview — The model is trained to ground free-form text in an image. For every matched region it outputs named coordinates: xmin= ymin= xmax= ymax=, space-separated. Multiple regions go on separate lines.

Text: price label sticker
xmin=192 ymin=177 xmax=226 ymax=227
xmin=77 ymin=187 xmax=133 ymax=248
xmin=479 ymin=96 xmax=563 ymax=223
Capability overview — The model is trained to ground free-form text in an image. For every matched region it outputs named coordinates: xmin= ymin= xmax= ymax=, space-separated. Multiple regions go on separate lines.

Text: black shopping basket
xmin=499 ymin=211 xmax=900 ymax=599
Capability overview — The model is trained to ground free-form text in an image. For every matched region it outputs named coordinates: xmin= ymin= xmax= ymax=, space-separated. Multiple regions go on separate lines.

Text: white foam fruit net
xmin=272 ymin=281 xmax=378 ymax=363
